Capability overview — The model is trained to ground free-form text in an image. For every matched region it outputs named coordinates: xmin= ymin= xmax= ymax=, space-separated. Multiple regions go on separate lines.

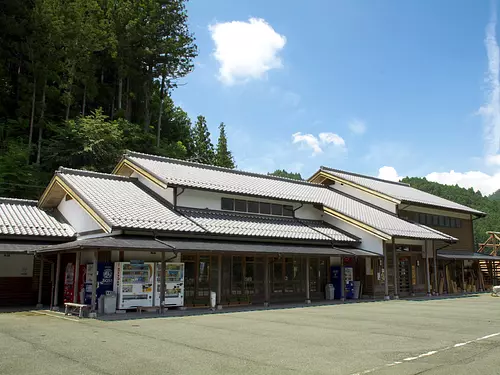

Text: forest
xmin=0 ymin=0 xmax=234 ymax=200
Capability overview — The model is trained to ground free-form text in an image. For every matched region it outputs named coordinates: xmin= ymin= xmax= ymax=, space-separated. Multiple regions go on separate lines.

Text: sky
xmin=171 ymin=0 xmax=500 ymax=196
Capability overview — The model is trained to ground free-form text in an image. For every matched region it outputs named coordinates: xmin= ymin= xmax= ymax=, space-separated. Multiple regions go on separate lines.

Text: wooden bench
xmin=64 ymin=303 xmax=89 ymax=318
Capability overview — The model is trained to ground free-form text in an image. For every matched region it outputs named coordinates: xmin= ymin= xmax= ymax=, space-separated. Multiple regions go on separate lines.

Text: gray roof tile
xmin=124 ymin=152 xmax=457 ymax=241
xmin=57 ymin=168 xmax=204 ymax=233
xmin=178 ymin=207 xmax=358 ymax=242
xmin=320 ymin=167 xmax=485 ymax=216
xmin=0 ymin=198 xmax=75 ymax=238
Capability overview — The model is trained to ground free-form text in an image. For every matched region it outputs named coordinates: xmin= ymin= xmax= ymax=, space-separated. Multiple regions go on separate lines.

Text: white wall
xmin=130 ymin=172 xmax=174 ymax=204
xmin=322 ymin=214 xmax=384 ymax=255
xmin=329 ymin=182 xmax=397 ymax=213
xmin=57 ymin=196 xmax=102 ymax=234
xmin=0 ymin=254 xmax=33 ymax=277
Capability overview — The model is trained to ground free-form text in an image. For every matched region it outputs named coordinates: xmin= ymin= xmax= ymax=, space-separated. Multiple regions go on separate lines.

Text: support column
xmin=264 ymin=256 xmax=270 ymax=307
xmin=383 ymin=243 xmax=389 ymax=300
xmin=160 ymin=251 xmax=166 ymax=313
xmin=462 ymin=260 xmax=466 ymax=294
xmin=433 ymin=241 xmax=438 ymax=295
xmin=490 ymin=261 xmax=494 ymax=289
xmin=53 ymin=253 xmax=61 ymax=311
xmin=425 ymin=241 xmax=431 ymax=296
xmin=36 ymin=256 xmax=44 ymax=308
xmin=392 ymin=238 xmax=399 ymax=299
xmin=340 ymin=256 xmax=345 ymax=301
xmin=73 ymin=251 xmax=80 ymax=303
xmin=217 ymin=254 xmax=222 ymax=309
xmin=305 ymin=257 xmax=311 ymax=304
xmin=91 ymin=250 xmax=98 ymax=312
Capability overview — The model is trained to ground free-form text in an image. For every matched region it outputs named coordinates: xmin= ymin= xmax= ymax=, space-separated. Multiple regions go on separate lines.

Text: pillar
xmin=392 ymin=238 xmax=399 ymax=299
xmin=36 ymin=256 xmax=44 ymax=308
xmin=340 ymin=256 xmax=345 ymax=301
xmin=490 ymin=261 xmax=494 ymax=289
xmin=433 ymin=242 xmax=438 ymax=295
xmin=160 ymin=251 xmax=166 ymax=313
xmin=425 ymin=241 xmax=431 ymax=296
xmin=461 ymin=260 xmax=466 ymax=294
xmin=73 ymin=251 xmax=80 ymax=303
xmin=305 ymin=257 xmax=311 ymax=304
xmin=217 ymin=254 xmax=222 ymax=308
xmin=53 ymin=253 xmax=61 ymax=311
xmin=91 ymin=250 xmax=98 ymax=312
xmin=383 ymin=244 xmax=389 ymax=300
xmin=264 ymin=256 xmax=270 ymax=307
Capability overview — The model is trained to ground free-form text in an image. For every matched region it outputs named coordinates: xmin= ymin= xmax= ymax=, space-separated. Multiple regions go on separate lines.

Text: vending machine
xmin=84 ymin=262 xmax=114 ymax=307
xmin=114 ymin=262 xmax=154 ymax=309
xmin=154 ymin=263 xmax=184 ymax=307
xmin=330 ymin=266 xmax=355 ymax=299
xmin=63 ymin=263 xmax=86 ymax=303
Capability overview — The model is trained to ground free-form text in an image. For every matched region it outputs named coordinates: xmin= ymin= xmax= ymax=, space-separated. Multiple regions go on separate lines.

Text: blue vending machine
xmin=330 ymin=266 xmax=355 ymax=299
xmin=84 ymin=262 xmax=114 ymax=307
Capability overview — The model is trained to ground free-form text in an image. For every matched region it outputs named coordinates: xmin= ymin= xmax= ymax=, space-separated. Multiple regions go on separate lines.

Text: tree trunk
xmin=156 ymin=73 xmax=166 ymax=148
xmin=82 ymin=83 xmax=87 ymax=116
xmin=117 ymin=76 xmax=123 ymax=110
xmin=125 ymin=77 xmax=131 ymax=121
xmin=111 ymin=93 xmax=115 ymax=120
xmin=27 ymin=75 xmax=37 ymax=164
xmin=36 ymin=79 xmax=47 ymax=165
xmin=143 ymin=79 xmax=151 ymax=132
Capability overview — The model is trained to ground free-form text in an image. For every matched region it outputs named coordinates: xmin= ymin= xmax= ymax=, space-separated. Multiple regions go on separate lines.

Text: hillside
xmin=401 ymin=177 xmax=500 ymax=249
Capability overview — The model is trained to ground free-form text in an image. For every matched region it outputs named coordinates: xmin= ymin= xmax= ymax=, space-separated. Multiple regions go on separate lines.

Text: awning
xmin=31 ymin=236 xmax=379 ymax=257
xmin=0 ymin=242 xmax=56 ymax=253
xmin=438 ymin=250 xmax=500 ymax=261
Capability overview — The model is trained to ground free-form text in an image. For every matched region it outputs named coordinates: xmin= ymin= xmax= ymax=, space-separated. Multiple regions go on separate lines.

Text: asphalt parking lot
xmin=1 ymin=294 xmax=499 ymax=375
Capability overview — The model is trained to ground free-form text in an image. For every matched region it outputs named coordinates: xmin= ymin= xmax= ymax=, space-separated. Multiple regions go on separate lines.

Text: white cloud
xmin=377 ymin=166 xmax=401 ymax=182
xmin=480 ymin=6 xmax=500 ymax=163
xmin=208 ymin=18 xmax=286 ymax=85
xmin=349 ymin=119 xmax=366 ymax=135
xmin=292 ymin=132 xmax=346 ymax=156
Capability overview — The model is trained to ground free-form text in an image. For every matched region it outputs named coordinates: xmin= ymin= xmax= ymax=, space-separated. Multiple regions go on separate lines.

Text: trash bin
xmin=325 ymin=284 xmax=335 ymax=300
xmin=103 ymin=291 xmax=117 ymax=314
xmin=210 ymin=291 xmax=217 ymax=308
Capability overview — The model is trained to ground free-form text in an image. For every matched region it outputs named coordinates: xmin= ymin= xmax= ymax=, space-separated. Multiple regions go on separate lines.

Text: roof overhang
xmin=113 ymin=157 xmax=167 ymax=189
xmin=438 ymin=250 xmax=500 ymax=261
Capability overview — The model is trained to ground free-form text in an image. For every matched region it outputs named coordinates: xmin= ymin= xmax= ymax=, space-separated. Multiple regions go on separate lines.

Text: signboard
xmin=0 ymin=254 xmax=33 ymax=277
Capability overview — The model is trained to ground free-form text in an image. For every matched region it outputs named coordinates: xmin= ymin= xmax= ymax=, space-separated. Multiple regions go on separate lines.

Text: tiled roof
xmin=122 ymin=152 xmax=457 ymax=241
xmin=178 ymin=207 xmax=358 ymax=242
xmin=319 ymin=167 xmax=485 ymax=216
xmin=57 ymin=168 xmax=204 ymax=233
xmin=0 ymin=197 xmax=75 ymax=238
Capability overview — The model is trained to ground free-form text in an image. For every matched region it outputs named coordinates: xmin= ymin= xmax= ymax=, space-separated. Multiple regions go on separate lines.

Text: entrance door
xmin=398 ymin=257 xmax=411 ymax=295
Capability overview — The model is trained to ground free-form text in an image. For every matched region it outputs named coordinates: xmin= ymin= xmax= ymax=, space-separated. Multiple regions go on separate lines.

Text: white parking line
xmin=350 ymin=331 xmax=500 ymax=375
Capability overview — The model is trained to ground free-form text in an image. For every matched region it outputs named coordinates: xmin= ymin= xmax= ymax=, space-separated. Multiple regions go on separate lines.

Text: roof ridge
xmin=0 ymin=197 xmax=38 ymax=206
xmin=57 ymin=167 xmax=133 ymax=181
xmin=320 ymin=166 xmax=411 ymax=187
xmin=125 ymin=150 xmax=323 ymax=188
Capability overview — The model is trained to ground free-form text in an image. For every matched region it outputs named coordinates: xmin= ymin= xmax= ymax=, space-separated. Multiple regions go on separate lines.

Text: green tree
xmin=268 ymin=169 xmax=303 ymax=180
xmin=215 ymin=122 xmax=235 ymax=168
xmin=191 ymin=115 xmax=214 ymax=164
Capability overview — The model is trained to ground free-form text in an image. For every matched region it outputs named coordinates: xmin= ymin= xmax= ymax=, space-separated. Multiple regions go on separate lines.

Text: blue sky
xmin=172 ymin=0 xmax=500 ymax=195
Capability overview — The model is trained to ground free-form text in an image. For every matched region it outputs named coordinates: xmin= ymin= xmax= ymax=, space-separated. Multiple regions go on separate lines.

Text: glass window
xmin=234 ymin=199 xmax=247 ymax=212
xmin=419 ymin=213 xmax=426 ymax=224
xmin=426 ymin=214 xmax=433 ymax=226
xmin=221 ymin=198 xmax=234 ymax=211
xmin=456 ymin=218 xmax=462 ymax=228
xmin=271 ymin=204 xmax=283 ymax=216
xmin=439 ymin=216 xmax=445 ymax=226
xmin=450 ymin=218 xmax=456 ymax=228
xmin=273 ymin=260 xmax=283 ymax=281
xmin=231 ymin=256 xmax=243 ymax=295
xmin=283 ymin=205 xmax=294 ymax=217
xmin=247 ymin=201 xmax=259 ymax=213
xmin=444 ymin=216 xmax=450 ymax=227
xmin=260 ymin=202 xmax=271 ymax=215
xmin=432 ymin=215 xmax=439 ymax=226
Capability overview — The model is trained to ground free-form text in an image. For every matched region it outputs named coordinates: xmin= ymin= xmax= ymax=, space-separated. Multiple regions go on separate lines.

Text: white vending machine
xmin=114 ymin=262 xmax=154 ymax=309
xmin=154 ymin=262 xmax=184 ymax=307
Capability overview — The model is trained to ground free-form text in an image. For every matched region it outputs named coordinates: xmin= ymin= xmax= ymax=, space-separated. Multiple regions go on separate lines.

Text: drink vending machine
xmin=154 ymin=262 xmax=184 ymax=307
xmin=114 ymin=262 xmax=154 ymax=309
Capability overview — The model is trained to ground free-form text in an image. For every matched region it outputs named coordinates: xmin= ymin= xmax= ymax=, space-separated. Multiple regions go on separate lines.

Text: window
xmin=456 ymin=218 xmax=462 ymax=228
xmin=419 ymin=213 xmax=426 ymax=224
xmin=450 ymin=218 xmax=456 ymax=228
xmin=432 ymin=215 xmax=439 ymax=226
xmin=221 ymin=197 xmax=234 ymax=211
xmin=271 ymin=204 xmax=283 ymax=216
xmin=283 ymin=205 xmax=294 ymax=217
xmin=444 ymin=216 xmax=450 ymax=227
xmin=234 ymin=199 xmax=246 ymax=212
xmin=426 ymin=214 xmax=433 ymax=226
xmin=259 ymin=202 xmax=271 ymax=215
xmin=439 ymin=216 xmax=445 ymax=226
xmin=248 ymin=201 xmax=259 ymax=213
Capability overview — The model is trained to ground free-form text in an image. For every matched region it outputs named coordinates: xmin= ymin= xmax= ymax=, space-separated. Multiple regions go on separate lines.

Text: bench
xmin=64 ymin=303 xmax=89 ymax=318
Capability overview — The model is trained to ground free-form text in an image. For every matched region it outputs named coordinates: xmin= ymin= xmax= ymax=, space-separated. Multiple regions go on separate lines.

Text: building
xmin=0 ymin=151 xmax=496 ymax=310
